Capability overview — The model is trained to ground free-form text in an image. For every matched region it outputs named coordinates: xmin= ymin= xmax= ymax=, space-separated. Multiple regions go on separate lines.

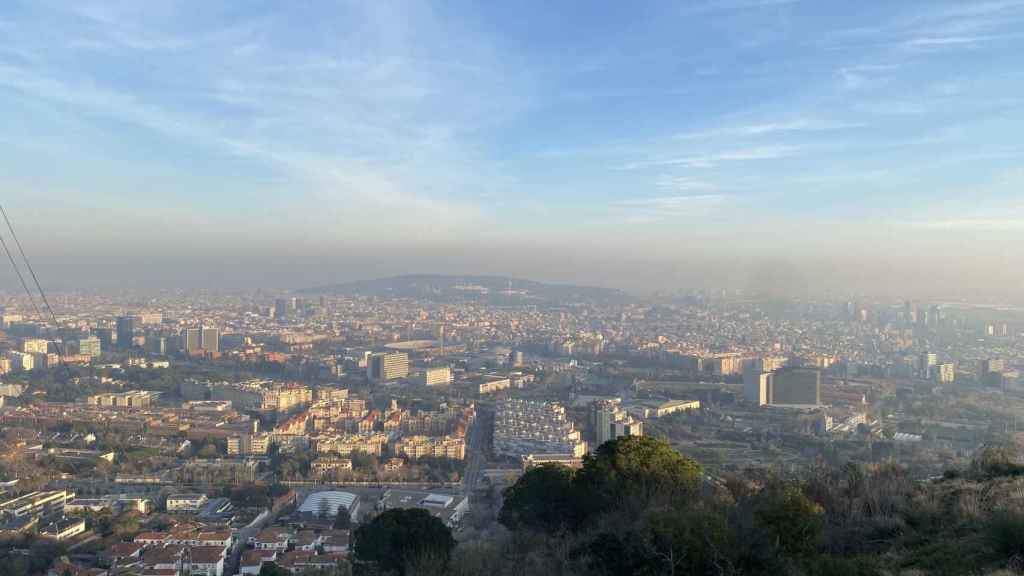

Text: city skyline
xmin=1 ymin=1 xmax=1024 ymax=299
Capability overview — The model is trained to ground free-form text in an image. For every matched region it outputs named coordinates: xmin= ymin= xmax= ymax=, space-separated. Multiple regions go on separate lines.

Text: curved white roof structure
xmin=298 ymin=491 xmax=358 ymax=516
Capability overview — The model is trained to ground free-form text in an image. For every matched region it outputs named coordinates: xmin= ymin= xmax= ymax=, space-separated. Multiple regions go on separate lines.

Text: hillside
xmin=304 ymin=274 xmax=629 ymax=304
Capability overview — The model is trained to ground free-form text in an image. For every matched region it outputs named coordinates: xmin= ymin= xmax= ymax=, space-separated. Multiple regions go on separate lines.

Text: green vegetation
xmin=0 ymin=536 xmax=67 ymax=576
xmin=334 ymin=507 xmax=352 ymax=530
xmin=471 ymin=437 xmax=1024 ymax=576
xmin=353 ymin=508 xmax=456 ymax=576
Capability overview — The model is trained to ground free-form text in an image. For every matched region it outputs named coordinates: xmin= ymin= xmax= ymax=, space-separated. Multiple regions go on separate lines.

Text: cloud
xmin=653 ymin=176 xmax=719 ymax=192
xmin=904 ymin=35 xmax=1006 ymax=49
xmin=897 ymin=218 xmax=1024 ymax=230
xmin=681 ymin=0 xmax=801 ymax=15
xmin=0 ymin=1 xmax=527 ymax=233
xmin=607 ymin=194 xmax=729 ymax=223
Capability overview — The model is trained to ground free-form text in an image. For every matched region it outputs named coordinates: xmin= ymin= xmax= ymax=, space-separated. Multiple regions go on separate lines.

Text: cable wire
xmin=0 ymin=204 xmax=65 ymax=360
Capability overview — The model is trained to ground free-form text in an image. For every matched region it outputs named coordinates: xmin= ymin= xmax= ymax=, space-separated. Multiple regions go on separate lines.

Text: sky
xmin=1 ymin=1 xmax=1023 ymax=299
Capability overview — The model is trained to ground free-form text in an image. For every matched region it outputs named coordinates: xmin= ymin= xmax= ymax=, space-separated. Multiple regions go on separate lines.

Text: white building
xmin=166 ymin=493 xmax=208 ymax=512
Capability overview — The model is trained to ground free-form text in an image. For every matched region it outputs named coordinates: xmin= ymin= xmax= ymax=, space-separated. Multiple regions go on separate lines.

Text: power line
xmin=0 ymin=225 xmax=44 ymax=323
xmin=0 ymin=204 xmax=65 ymax=360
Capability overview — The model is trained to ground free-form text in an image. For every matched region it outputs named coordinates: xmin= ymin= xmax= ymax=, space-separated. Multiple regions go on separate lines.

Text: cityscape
xmin=0 ymin=277 xmax=1023 ymax=574
xmin=4 ymin=0 xmax=1024 ymax=575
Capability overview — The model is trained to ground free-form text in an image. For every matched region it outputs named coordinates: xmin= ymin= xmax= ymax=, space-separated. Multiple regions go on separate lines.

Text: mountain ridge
xmin=303 ymin=274 xmax=629 ymax=303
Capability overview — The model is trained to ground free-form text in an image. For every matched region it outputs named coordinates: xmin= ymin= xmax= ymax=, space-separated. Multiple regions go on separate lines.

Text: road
xmin=227 ymin=508 xmax=273 ymax=576
xmin=461 ymin=407 xmax=492 ymax=495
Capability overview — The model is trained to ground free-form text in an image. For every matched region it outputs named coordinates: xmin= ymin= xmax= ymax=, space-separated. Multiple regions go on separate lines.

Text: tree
xmin=259 ymin=562 xmax=291 ymax=576
xmin=499 ymin=464 xmax=578 ymax=533
xmin=751 ymin=483 xmax=824 ymax=558
xmin=574 ymin=436 xmax=703 ymax=519
xmin=354 ymin=508 xmax=455 ymax=576
xmin=333 ymin=507 xmax=351 ymax=530
xmin=318 ymin=497 xmax=331 ymax=519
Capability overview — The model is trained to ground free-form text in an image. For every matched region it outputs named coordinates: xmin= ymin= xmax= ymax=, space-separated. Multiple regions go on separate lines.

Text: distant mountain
xmin=304 ymin=274 xmax=629 ymax=304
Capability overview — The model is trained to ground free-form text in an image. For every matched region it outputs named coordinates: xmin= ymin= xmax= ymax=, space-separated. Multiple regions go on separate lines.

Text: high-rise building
xmin=592 ymin=400 xmax=642 ymax=447
xmin=274 ymin=298 xmax=288 ymax=320
xmin=147 ymin=333 xmax=166 ymax=356
xmin=935 ymin=363 xmax=955 ymax=384
xmin=182 ymin=328 xmax=202 ymax=353
xmin=918 ymin=352 xmax=937 ymax=379
xmin=22 ymin=338 xmax=50 ymax=354
xmin=94 ymin=328 xmax=114 ymax=351
xmin=421 ymin=366 xmax=453 ymax=386
xmin=116 ymin=316 xmax=137 ymax=350
xmin=201 ymin=327 xmax=220 ymax=354
xmin=981 ymin=358 xmax=1005 ymax=374
xmin=77 ymin=336 xmax=102 ymax=358
xmin=743 ymin=369 xmax=772 ymax=406
xmin=366 ymin=352 xmax=409 ymax=382
xmin=770 ymin=368 xmax=821 ymax=406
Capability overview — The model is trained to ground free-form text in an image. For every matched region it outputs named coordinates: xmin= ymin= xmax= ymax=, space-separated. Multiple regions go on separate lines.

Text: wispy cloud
xmin=653 ymin=176 xmax=720 ymax=192
xmin=898 ymin=218 xmax=1024 ymax=230
xmin=676 ymin=118 xmax=862 ymax=140
xmin=617 ymin=146 xmax=799 ymax=170
xmin=0 ymin=1 xmax=529 ymax=231
xmin=835 ymin=64 xmax=898 ymax=91
xmin=681 ymin=0 xmax=801 ymax=15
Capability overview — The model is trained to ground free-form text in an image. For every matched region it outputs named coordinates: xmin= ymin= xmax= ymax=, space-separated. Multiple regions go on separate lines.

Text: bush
xmin=987 ymin=511 xmax=1024 ymax=560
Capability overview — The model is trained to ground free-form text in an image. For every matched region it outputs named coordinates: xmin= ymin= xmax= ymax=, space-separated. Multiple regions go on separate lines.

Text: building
xmin=22 ymin=338 xmax=50 ymax=354
xmin=918 ymin=352 xmax=938 ymax=380
xmin=0 ymin=490 xmax=72 ymax=519
xmin=297 ymin=491 xmax=359 ymax=519
xmin=366 ymin=352 xmax=409 ymax=382
xmin=201 ymin=327 xmax=220 ymax=354
xmin=314 ymin=433 xmax=389 ymax=457
xmin=936 ymin=363 xmax=956 ymax=384
xmin=476 ymin=376 xmax=512 ymax=395
xmin=744 ymin=368 xmax=772 ymax=406
xmin=770 ymin=368 xmax=821 ymax=406
xmin=494 ymin=399 xmax=587 ymax=458
xmin=591 ymin=400 xmax=642 ymax=447
xmin=147 ymin=334 xmax=167 ymax=356
xmin=7 ymin=351 xmax=34 ymax=371
xmin=626 ymin=399 xmax=701 ymax=419
xmin=116 ymin=316 xmax=137 ymax=350
xmin=260 ymin=385 xmax=312 ymax=412
xmin=377 ymin=490 xmax=468 ymax=529
xmin=65 ymin=495 xmax=152 ymax=515
xmin=227 ymin=434 xmax=270 ymax=456
xmin=274 ymin=298 xmax=288 ymax=320
xmin=252 ymin=528 xmax=292 ymax=551
xmin=138 ymin=312 xmax=163 ymax=325
xmin=39 ymin=517 xmax=86 ymax=541
xmin=521 ymin=454 xmax=583 ymax=470
xmin=86 ymin=391 xmax=155 ymax=409
xmin=189 ymin=546 xmax=227 ymax=576
xmin=179 ymin=460 xmax=258 ymax=485
xmin=182 ymin=328 xmax=202 ymax=354
xmin=77 ymin=336 xmax=102 ymax=358
xmin=708 ymin=353 xmax=744 ymax=376
xmin=392 ymin=435 xmax=466 ymax=460
xmin=421 ymin=366 xmax=453 ymax=387
xmin=311 ymin=457 xmax=353 ymax=476
xmin=166 ymin=493 xmax=208 ymax=512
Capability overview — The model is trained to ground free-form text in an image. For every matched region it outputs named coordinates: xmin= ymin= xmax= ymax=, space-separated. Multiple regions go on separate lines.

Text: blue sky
xmin=1 ymin=1 xmax=1023 ymax=294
